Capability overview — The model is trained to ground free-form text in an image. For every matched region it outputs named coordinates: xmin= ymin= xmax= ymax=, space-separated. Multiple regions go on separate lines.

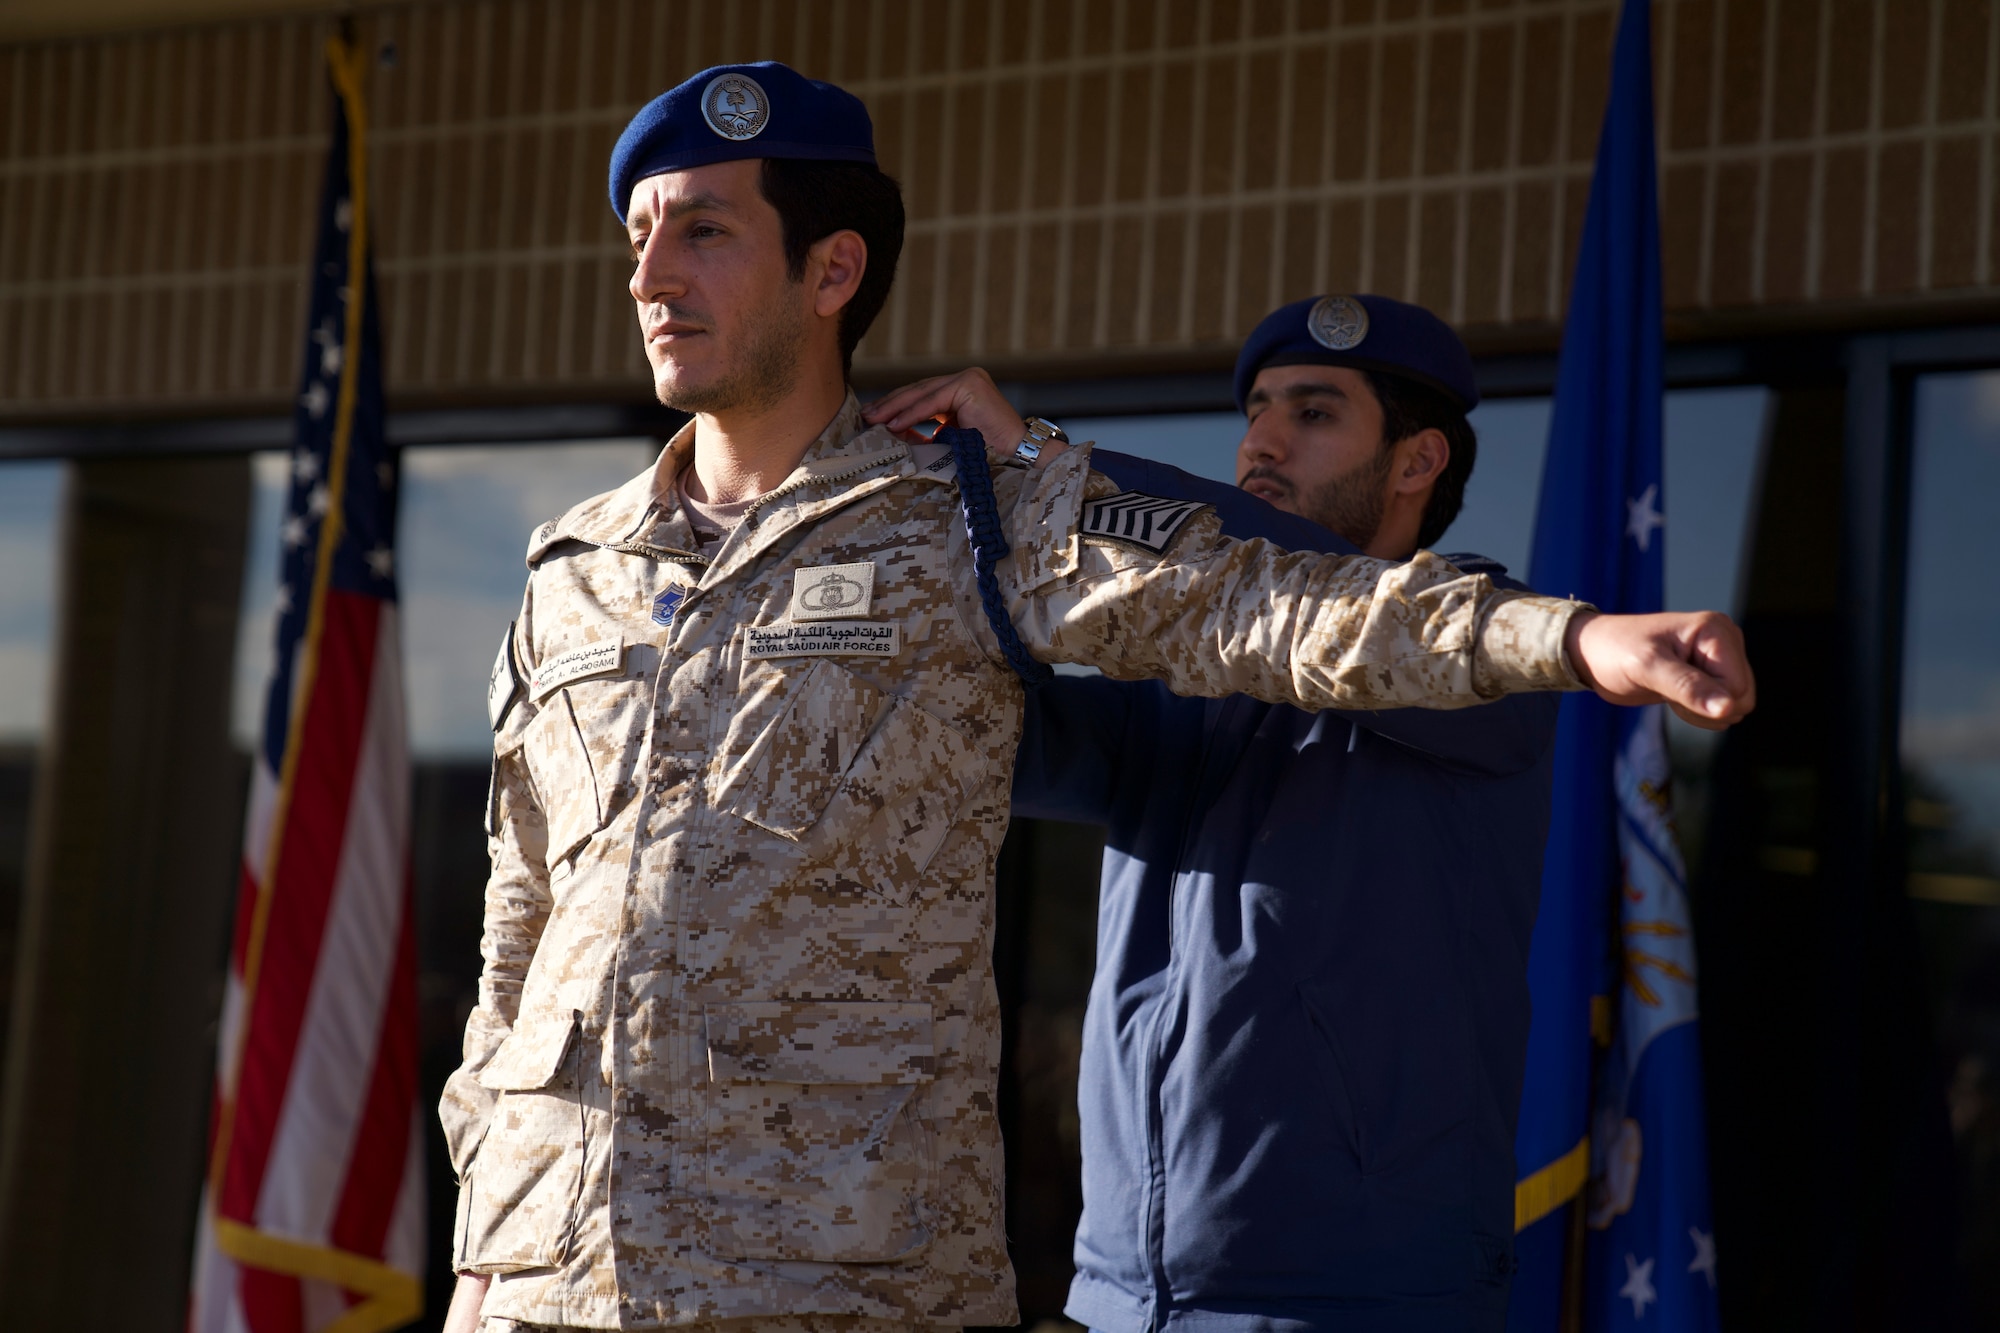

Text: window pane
xmin=399 ymin=442 xmax=657 ymax=757
xmin=233 ymin=441 xmax=659 ymax=758
xmin=1902 ymin=370 xmax=2000 ymax=1322
xmin=0 ymin=461 xmax=64 ymax=1075
xmin=1441 ymin=387 xmax=1768 ymax=854
xmin=1661 ymin=388 xmax=1768 ymax=620
xmin=1055 ymin=412 xmax=1242 ymax=483
xmin=1905 ymin=374 xmax=2000 ymax=882
xmin=1443 ymin=396 xmax=1552 ymax=577
xmin=0 ymin=462 xmax=64 ymax=744
xmin=1442 ymin=387 xmax=1768 ymax=609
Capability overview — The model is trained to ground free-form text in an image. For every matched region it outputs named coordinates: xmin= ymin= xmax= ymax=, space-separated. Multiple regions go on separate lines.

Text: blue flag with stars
xmin=1507 ymin=1 xmax=1721 ymax=1329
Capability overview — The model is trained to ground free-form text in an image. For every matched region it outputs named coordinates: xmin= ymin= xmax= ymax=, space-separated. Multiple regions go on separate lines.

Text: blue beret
xmin=1233 ymin=294 xmax=1480 ymax=414
xmin=609 ymin=62 xmax=877 ymax=222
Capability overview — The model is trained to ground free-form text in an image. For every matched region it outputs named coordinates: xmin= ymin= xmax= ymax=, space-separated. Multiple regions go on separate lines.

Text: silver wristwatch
xmin=1012 ymin=416 xmax=1068 ymax=466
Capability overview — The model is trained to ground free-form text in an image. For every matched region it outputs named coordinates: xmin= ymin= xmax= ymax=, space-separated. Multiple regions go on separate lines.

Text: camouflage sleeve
xmin=997 ymin=445 xmax=1589 ymax=710
xmin=437 ymin=694 xmax=554 ymax=1190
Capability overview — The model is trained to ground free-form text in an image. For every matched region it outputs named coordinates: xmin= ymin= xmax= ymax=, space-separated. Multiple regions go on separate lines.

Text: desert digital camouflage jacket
xmin=439 ymin=394 xmax=1585 ymax=1330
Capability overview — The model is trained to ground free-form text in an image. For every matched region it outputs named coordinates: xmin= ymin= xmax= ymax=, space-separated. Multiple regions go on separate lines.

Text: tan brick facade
xmin=2 ymin=0 xmax=1996 ymax=419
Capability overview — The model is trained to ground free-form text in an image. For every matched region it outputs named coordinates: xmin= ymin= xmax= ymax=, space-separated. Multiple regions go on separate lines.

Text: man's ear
xmin=809 ymin=229 xmax=868 ymax=318
xmin=1392 ymin=428 xmax=1450 ymax=495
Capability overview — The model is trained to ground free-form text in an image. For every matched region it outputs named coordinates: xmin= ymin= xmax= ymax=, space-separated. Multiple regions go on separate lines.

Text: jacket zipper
xmin=740 ymin=454 xmax=904 ymax=522
xmin=1144 ymin=696 xmax=1248 ymax=1328
xmin=607 ymin=540 xmax=708 ymax=564
xmin=1141 ymin=701 xmax=1234 ymax=1331
xmin=640 ymin=454 xmax=906 ymax=1218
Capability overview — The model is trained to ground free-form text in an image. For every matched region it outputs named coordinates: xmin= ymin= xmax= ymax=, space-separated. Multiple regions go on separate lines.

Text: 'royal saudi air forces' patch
xmin=1079 ymin=491 xmax=1212 ymax=557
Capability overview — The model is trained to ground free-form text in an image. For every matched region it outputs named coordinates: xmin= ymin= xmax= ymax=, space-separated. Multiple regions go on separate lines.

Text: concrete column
xmin=0 ymin=454 xmax=249 ymax=1330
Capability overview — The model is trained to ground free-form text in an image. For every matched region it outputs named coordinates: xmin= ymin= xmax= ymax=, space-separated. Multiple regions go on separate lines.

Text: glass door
xmin=1902 ymin=370 xmax=2000 ymax=1324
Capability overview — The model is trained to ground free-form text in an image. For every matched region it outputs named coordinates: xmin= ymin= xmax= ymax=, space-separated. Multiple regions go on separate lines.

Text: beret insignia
xmin=701 ymin=72 xmax=770 ymax=141
xmin=1306 ymin=294 xmax=1370 ymax=351
xmin=1233 ymin=293 xmax=1479 ymax=412
xmin=610 ymin=63 xmax=876 ymax=221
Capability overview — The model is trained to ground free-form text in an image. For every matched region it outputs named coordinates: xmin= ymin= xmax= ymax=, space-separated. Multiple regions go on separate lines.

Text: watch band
xmin=1012 ymin=416 xmax=1069 ymax=466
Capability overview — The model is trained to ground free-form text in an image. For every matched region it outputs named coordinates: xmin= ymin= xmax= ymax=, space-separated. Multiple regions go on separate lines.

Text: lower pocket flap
xmin=705 ymin=1002 xmax=934 ymax=1085
xmin=476 ymin=1013 xmax=579 ymax=1091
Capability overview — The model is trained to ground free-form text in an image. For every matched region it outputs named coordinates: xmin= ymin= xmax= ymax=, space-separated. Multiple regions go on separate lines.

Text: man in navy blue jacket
xmin=867 ymin=294 xmax=1580 ymax=1332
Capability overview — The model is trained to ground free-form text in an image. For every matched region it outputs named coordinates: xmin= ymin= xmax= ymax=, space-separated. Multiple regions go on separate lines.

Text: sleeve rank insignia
xmin=1079 ymin=491 xmax=1213 ymax=557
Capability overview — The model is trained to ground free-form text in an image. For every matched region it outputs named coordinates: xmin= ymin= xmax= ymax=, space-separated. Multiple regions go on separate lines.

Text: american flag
xmin=190 ymin=37 xmax=425 ymax=1333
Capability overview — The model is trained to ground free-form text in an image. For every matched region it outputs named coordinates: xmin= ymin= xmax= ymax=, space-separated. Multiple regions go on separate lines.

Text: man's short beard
xmin=654 ymin=289 xmax=806 ymax=415
xmin=1298 ymin=444 xmax=1395 ymax=551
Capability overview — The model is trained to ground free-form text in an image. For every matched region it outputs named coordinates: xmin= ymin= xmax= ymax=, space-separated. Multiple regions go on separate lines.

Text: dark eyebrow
xmin=664 ymin=190 xmax=734 ymax=220
xmin=1248 ymin=379 xmax=1351 ymax=408
xmin=629 ymin=190 xmax=736 ymax=236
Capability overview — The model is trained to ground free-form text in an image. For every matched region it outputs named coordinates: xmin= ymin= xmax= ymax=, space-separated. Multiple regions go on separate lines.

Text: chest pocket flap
xmin=715 ymin=660 xmax=888 ymax=839
xmin=712 ymin=662 xmax=980 ymax=900
xmin=817 ymin=698 xmax=978 ymax=900
xmin=519 ymin=695 xmax=604 ymax=870
xmin=516 ymin=633 xmax=651 ymax=872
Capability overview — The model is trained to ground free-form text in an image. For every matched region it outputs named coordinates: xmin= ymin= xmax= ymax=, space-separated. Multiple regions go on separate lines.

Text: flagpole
xmin=1511 ymin=3 xmax=1721 ymax=1330
xmin=1562 ymin=1195 xmax=1587 ymax=1333
xmin=206 ymin=28 xmax=369 ymax=1218
xmin=192 ymin=28 xmax=423 ymax=1333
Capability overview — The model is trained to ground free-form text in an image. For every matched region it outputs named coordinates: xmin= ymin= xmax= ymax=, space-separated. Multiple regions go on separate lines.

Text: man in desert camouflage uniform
xmin=440 ymin=63 xmax=1754 ymax=1333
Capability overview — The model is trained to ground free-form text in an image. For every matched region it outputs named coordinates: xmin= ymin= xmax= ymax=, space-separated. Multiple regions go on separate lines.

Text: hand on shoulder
xmin=862 ymin=367 xmax=1071 ymax=468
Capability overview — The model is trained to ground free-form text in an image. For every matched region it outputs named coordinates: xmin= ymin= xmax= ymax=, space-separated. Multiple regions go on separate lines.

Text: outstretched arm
xmin=873 ymin=370 xmax=1755 ymax=728
xmin=999 ymin=448 xmax=1754 ymax=723
xmin=1081 ymin=452 xmax=1569 ymax=772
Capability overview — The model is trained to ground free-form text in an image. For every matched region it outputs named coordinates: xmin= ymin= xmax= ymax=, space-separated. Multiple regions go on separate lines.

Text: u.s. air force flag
xmin=1509 ymin=1 xmax=1721 ymax=1330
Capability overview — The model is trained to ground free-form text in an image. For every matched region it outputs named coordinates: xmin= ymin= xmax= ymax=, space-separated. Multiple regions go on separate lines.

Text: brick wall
xmin=2 ymin=0 xmax=1996 ymax=419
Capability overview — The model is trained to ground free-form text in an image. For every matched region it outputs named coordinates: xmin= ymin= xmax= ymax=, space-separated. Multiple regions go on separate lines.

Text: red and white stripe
xmin=190 ymin=597 xmax=425 ymax=1333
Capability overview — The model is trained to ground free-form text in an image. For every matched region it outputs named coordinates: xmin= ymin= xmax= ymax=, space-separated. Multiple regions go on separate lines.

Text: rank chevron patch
xmin=1079 ymin=491 xmax=1213 ymax=556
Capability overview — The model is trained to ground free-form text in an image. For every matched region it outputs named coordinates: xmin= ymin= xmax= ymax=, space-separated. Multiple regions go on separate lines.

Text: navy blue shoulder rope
xmin=938 ymin=426 xmax=1054 ymax=689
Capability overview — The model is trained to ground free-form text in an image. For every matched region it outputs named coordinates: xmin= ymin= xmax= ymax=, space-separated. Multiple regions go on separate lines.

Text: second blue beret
xmin=1233 ymin=294 xmax=1480 ymax=414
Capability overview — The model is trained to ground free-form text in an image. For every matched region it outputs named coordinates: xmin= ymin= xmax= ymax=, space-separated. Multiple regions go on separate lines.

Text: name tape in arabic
xmin=531 ymin=638 xmax=624 ymax=699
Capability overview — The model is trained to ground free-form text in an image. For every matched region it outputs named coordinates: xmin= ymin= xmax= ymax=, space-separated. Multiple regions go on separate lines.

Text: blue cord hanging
xmin=939 ymin=426 xmax=1054 ymax=689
